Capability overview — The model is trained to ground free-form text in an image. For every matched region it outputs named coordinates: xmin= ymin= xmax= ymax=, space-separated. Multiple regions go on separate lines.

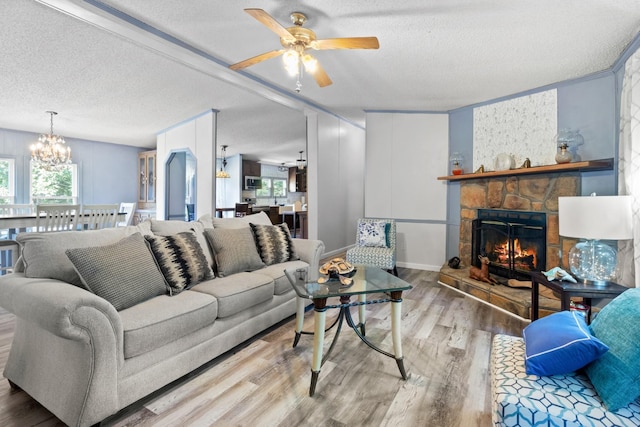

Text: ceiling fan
xmin=229 ymin=8 xmax=379 ymax=90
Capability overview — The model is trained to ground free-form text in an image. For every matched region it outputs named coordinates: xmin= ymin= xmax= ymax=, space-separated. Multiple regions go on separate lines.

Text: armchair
xmin=346 ymin=218 xmax=398 ymax=276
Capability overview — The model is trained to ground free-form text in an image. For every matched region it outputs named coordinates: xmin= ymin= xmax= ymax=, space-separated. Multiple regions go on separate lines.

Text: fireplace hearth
xmin=472 ymin=209 xmax=546 ymax=280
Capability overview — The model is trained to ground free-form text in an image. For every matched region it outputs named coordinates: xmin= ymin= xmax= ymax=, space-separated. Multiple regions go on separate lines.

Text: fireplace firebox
xmin=472 ymin=209 xmax=546 ymax=280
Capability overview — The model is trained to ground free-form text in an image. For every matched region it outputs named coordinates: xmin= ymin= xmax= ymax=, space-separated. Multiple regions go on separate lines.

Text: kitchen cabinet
xmin=288 ymin=167 xmax=307 ymax=192
xmin=243 ymin=159 xmax=261 ymax=178
xmin=138 ymin=150 xmax=156 ymax=205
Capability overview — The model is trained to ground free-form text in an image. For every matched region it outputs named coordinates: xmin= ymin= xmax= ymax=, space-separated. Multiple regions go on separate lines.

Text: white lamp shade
xmin=559 ymin=195 xmax=633 ymax=240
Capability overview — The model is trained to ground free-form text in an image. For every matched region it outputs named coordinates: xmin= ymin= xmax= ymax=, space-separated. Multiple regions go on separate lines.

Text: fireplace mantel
xmin=437 ymin=158 xmax=613 ymax=181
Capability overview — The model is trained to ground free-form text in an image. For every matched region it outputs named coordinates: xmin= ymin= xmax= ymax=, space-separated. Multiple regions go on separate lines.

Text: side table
xmin=530 ymin=271 xmax=628 ymax=323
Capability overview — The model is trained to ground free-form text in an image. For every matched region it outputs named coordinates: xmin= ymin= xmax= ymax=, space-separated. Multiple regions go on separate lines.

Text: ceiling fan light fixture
xmin=282 ymin=49 xmax=299 ymax=76
xmin=302 ymin=54 xmax=317 ymax=73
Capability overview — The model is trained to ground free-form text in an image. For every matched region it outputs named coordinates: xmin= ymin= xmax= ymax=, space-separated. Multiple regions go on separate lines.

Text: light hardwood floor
xmin=0 ymin=268 xmax=527 ymax=426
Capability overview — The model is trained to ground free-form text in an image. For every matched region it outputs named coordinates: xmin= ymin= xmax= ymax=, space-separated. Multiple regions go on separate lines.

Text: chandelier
xmin=31 ymin=111 xmax=72 ymax=170
xmin=216 ymin=145 xmax=230 ymax=178
xmin=296 ymin=150 xmax=306 ymax=170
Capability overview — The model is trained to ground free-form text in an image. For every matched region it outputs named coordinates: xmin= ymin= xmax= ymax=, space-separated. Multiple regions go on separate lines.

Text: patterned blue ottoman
xmin=491 ymin=334 xmax=640 ymax=426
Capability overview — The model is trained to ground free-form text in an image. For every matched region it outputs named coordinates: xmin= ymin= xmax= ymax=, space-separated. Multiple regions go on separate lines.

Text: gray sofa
xmin=0 ymin=212 xmax=324 ymax=427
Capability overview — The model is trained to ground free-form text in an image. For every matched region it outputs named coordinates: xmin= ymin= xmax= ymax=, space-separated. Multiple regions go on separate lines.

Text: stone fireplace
xmin=438 ymin=159 xmax=613 ymax=319
xmin=459 ymin=172 xmax=581 ymax=272
xmin=440 ymin=170 xmax=581 ymax=318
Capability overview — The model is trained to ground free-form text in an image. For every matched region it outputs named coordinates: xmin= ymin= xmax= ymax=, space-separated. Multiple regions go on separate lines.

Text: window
xmin=256 ymin=177 xmax=287 ymax=198
xmin=0 ymin=158 xmax=15 ymax=204
xmin=30 ymin=162 xmax=78 ymax=204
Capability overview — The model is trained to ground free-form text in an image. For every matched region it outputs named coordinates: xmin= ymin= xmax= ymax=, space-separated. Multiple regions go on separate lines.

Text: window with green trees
xmin=0 ymin=158 xmax=15 ymax=204
xmin=30 ymin=162 xmax=78 ymax=204
xmin=255 ymin=177 xmax=287 ymax=199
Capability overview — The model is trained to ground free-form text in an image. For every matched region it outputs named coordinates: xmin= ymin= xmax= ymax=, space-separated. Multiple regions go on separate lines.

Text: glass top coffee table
xmin=285 ymin=265 xmax=412 ymax=396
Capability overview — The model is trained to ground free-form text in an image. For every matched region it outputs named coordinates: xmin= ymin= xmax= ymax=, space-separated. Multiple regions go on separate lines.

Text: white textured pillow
xmin=211 ymin=211 xmax=272 ymax=229
xmin=357 ymin=221 xmax=388 ymax=247
xmin=18 ymin=224 xmax=151 ymax=286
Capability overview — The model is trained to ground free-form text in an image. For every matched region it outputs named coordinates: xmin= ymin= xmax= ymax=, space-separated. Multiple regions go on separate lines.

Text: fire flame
xmin=491 ymin=238 xmax=537 ymax=270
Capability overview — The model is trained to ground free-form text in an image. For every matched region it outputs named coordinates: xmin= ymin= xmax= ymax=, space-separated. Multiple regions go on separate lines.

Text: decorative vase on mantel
xmin=555 ymin=143 xmax=572 ymax=164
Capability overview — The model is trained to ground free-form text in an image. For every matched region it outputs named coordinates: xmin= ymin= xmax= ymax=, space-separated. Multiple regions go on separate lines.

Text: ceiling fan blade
xmin=313 ymin=37 xmax=380 ymax=50
xmin=244 ymin=8 xmax=296 ymax=43
xmin=311 ymin=61 xmax=332 ymax=87
xmin=229 ymin=50 xmax=284 ymax=71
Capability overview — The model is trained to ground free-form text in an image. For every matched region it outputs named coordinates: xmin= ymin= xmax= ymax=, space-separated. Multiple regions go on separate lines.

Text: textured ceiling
xmin=0 ymin=0 xmax=639 ymax=164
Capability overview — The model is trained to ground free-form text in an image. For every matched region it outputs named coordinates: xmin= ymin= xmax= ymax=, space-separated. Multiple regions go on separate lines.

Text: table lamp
xmin=558 ymin=195 xmax=633 ymax=284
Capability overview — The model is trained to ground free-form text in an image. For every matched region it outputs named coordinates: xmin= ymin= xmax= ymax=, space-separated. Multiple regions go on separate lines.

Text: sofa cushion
xmin=523 ymin=310 xmax=608 ymax=376
xmin=210 ymin=211 xmax=272 ymax=229
xmin=17 ymin=224 xmax=150 ymax=286
xmin=119 ymin=290 xmax=218 ymax=358
xmin=145 ymin=231 xmax=214 ymax=293
xmin=149 ymin=219 xmax=213 ymax=267
xmin=189 ymin=272 xmax=274 ymax=318
xmin=66 ymin=233 xmax=169 ymax=311
xmin=258 ymin=260 xmax=309 ymax=295
xmin=204 ymin=227 xmax=265 ymax=277
xmin=357 ymin=220 xmax=388 ymax=248
xmin=586 ymin=288 xmax=639 ymax=411
xmin=250 ymin=222 xmax=299 ymax=266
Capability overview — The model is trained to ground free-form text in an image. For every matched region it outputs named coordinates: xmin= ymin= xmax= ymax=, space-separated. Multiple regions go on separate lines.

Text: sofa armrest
xmin=292 ymin=239 xmax=325 ymax=281
xmin=0 ymin=273 xmax=125 ymax=426
xmin=0 ymin=273 xmax=123 ymax=354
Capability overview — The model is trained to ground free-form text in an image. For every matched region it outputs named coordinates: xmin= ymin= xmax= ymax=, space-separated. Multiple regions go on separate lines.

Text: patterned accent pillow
xmin=203 ymin=227 xmax=265 ymax=277
xmin=357 ymin=221 xmax=388 ymax=248
xmin=145 ymin=231 xmax=214 ymax=293
xmin=249 ymin=223 xmax=299 ymax=266
xmin=66 ymin=233 xmax=169 ymax=311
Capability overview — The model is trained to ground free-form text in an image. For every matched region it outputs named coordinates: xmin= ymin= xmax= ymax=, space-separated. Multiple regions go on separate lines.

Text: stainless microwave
xmin=244 ymin=176 xmax=263 ymax=190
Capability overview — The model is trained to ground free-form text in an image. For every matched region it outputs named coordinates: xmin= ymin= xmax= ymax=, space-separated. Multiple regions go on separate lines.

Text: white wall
xmin=156 ymin=110 xmax=216 ymax=220
xmin=365 ymin=112 xmax=449 ymax=271
xmin=308 ymin=111 xmax=365 ymax=255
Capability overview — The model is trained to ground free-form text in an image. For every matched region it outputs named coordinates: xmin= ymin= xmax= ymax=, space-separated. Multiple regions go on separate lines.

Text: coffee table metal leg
xmin=310 ymin=300 xmax=327 ymax=397
xmin=293 ymin=296 xmax=306 ymax=348
xmin=390 ymin=291 xmax=408 ymax=380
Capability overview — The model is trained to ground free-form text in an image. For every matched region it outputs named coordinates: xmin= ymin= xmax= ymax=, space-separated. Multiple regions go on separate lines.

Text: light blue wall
xmin=445 ymin=72 xmax=619 ymax=259
xmin=0 ymin=127 xmax=142 ymax=205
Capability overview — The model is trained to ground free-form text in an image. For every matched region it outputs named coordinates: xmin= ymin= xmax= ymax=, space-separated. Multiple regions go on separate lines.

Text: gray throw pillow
xmin=66 ymin=233 xmax=169 ymax=311
xmin=145 ymin=231 xmax=214 ymax=293
xmin=203 ymin=227 xmax=265 ymax=277
xmin=249 ymin=222 xmax=299 ymax=266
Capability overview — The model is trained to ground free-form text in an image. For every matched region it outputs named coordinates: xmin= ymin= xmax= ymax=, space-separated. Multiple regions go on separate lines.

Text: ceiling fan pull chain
xmin=295 ymin=59 xmax=303 ymax=92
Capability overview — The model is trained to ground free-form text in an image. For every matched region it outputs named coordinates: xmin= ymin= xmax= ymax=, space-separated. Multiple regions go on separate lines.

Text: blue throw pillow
xmin=523 ymin=310 xmax=608 ymax=376
xmin=585 ymin=288 xmax=640 ymax=411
